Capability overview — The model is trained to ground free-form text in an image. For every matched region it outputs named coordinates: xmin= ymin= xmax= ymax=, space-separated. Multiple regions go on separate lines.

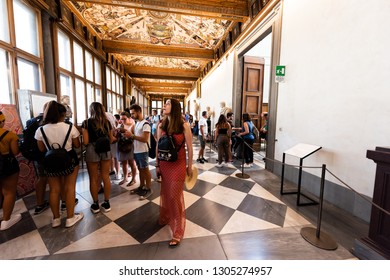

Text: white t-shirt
xmin=198 ymin=117 xmax=208 ymax=136
xmin=35 ymin=122 xmax=80 ymax=151
xmin=133 ymin=119 xmax=151 ymax=154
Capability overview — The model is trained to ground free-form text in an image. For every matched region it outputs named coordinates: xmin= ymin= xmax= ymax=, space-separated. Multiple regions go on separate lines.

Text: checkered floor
xmin=0 ymin=139 xmax=355 ymax=259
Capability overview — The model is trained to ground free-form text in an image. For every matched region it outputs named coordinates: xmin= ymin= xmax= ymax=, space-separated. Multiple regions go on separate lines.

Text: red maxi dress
xmin=159 ymin=132 xmax=186 ymax=240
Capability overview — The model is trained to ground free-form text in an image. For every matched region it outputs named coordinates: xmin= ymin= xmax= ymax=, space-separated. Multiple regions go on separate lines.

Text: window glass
xmin=107 ymin=92 xmax=112 ymax=113
xmin=94 ymin=58 xmax=101 ymax=85
xmin=58 ymin=30 xmax=71 ymax=71
xmin=17 ymin=57 xmax=40 ymax=91
xmin=86 ymin=82 xmax=93 ymax=108
xmin=95 ymin=88 xmax=101 ymax=103
xmin=119 ymin=76 xmax=123 ymax=94
xmin=73 ymin=42 xmax=84 ymax=76
xmin=0 ymin=0 xmax=10 ymax=43
xmin=0 ymin=49 xmax=12 ymax=104
xmin=14 ymin=0 xmax=39 ymax=56
xmin=106 ymin=67 xmax=111 ymax=90
xmin=111 ymin=71 xmax=116 ymax=92
xmin=75 ymin=79 xmax=86 ymax=123
xmin=119 ymin=96 xmax=123 ymax=113
xmin=85 ymin=50 xmax=93 ymax=81
xmin=157 ymin=101 xmax=162 ymax=108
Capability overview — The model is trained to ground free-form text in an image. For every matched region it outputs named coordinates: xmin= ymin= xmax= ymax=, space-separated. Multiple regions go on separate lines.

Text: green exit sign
xmin=276 ymin=65 xmax=286 ymax=76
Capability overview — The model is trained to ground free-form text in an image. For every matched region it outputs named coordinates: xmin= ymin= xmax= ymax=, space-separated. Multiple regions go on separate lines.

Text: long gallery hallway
xmin=0 ymin=138 xmax=367 ymax=260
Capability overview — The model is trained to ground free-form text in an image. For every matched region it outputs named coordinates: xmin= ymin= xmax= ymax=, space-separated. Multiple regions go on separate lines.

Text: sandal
xmin=169 ymin=238 xmax=181 ymax=248
xmin=127 ymin=180 xmax=136 ymax=187
xmin=118 ymin=179 xmax=128 ymax=185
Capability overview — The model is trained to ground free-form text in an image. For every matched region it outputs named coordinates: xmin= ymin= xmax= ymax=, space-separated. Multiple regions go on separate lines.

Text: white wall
xmin=276 ymin=0 xmax=390 ymax=197
xmin=199 ymin=54 xmax=235 ymax=126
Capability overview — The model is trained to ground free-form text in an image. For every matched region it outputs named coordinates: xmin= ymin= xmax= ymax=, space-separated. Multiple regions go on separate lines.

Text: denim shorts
xmin=134 ymin=152 xmax=149 ymax=169
xmin=199 ymin=135 xmax=206 ymax=148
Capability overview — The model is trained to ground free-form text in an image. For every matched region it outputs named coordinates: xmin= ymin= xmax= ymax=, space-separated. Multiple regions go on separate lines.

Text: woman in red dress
xmin=156 ymin=99 xmax=193 ymax=247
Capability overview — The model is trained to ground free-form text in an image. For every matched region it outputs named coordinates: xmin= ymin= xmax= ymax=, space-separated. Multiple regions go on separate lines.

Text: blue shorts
xmin=134 ymin=152 xmax=149 ymax=169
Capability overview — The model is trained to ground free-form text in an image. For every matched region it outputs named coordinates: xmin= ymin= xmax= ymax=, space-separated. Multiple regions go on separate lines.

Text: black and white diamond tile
xmin=0 ymin=138 xmax=314 ymax=260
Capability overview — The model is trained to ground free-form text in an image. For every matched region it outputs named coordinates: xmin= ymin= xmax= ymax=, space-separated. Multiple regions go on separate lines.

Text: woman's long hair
xmin=161 ymin=98 xmax=184 ymax=134
xmin=215 ymin=114 xmax=229 ymax=128
xmin=89 ymin=102 xmax=109 ymax=133
xmin=43 ymin=101 xmax=66 ymax=124
xmin=242 ymin=113 xmax=251 ymax=122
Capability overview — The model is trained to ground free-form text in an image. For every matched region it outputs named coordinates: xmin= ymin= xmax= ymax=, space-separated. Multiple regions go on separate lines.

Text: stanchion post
xmin=236 ymin=137 xmax=250 ymax=179
xmin=300 ymin=164 xmax=338 ymax=250
xmin=316 ymin=163 xmax=326 ymax=238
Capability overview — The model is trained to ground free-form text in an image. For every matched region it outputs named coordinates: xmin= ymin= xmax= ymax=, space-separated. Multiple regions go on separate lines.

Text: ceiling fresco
xmin=67 ymin=0 xmax=259 ymax=96
xmin=74 ymin=2 xmax=231 ymax=49
xmin=120 ymin=55 xmax=203 ymax=70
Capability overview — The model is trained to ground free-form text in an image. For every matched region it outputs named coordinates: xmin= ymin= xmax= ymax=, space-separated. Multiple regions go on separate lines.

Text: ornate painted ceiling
xmin=68 ymin=0 xmax=252 ymax=96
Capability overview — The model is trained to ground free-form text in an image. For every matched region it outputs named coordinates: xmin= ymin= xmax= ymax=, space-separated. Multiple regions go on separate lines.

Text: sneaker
xmin=101 ymin=201 xmax=111 ymax=213
xmin=61 ymin=198 xmax=79 ymax=212
xmin=196 ymin=158 xmax=204 ymax=164
xmin=202 ymin=158 xmax=208 ymax=162
xmin=109 ymin=171 xmax=116 ymax=176
xmin=90 ymin=202 xmax=100 ymax=214
xmin=129 ymin=186 xmax=144 ymax=195
xmin=34 ymin=200 xmax=49 ymax=215
xmin=0 ymin=214 xmax=22 ymax=231
xmin=241 ymin=163 xmax=251 ymax=168
xmin=156 ymin=177 xmax=162 ymax=183
xmin=65 ymin=213 xmax=84 ymax=228
xmin=216 ymin=163 xmax=223 ymax=167
xmin=52 ymin=217 xmax=61 ymax=228
xmin=139 ymin=188 xmax=153 ymax=200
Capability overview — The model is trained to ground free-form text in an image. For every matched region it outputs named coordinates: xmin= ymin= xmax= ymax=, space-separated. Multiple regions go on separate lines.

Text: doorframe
xmin=232 ymin=2 xmax=283 ymax=172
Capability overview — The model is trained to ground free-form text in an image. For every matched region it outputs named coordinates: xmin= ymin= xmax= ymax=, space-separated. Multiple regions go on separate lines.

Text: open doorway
xmin=234 ymin=30 xmax=272 ymax=157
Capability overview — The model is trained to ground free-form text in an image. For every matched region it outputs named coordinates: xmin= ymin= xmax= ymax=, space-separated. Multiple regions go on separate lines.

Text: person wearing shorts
xmin=126 ymin=104 xmax=152 ymax=200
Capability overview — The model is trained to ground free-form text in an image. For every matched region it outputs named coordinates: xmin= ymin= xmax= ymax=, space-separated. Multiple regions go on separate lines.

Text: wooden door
xmin=242 ymin=56 xmax=264 ymax=136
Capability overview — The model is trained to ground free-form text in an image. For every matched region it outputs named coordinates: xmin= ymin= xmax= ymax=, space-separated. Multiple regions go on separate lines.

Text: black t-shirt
xmin=82 ymin=118 xmax=112 ymax=143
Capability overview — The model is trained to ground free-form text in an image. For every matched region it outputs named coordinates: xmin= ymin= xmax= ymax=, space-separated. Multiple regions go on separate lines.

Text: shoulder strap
xmin=40 ymin=127 xmax=51 ymax=150
xmin=0 ymin=130 xmax=9 ymax=142
xmin=62 ymin=124 xmax=73 ymax=148
xmin=142 ymin=121 xmax=151 ymax=149
xmin=40 ymin=124 xmax=73 ymax=150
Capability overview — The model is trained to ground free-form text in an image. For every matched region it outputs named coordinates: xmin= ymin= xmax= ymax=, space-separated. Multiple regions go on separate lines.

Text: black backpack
xmin=90 ymin=119 xmax=111 ymax=154
xmin=40 ymin=124 xmax=74 ymax=177
xmin=157 ymin=134 xmax=184 ymax=162
xmin=143 ymin=122 xmax=156 ymax=159
xmin=94 ymin=135 xmax=110 ymax=154
xmin=0 ymin=130 xmax=10 ymax=174
xmin=20 ymin=116 xmax=45 ymax=161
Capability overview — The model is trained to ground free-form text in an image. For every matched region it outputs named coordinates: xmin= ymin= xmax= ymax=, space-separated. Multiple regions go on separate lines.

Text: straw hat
xmin=185 ymin=166 xmax=198 ymax=190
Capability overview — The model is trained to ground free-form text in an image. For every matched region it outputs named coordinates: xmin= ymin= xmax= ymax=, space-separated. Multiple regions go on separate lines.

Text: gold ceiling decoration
xmin=69 ymin=0 xmax=254 ymax=96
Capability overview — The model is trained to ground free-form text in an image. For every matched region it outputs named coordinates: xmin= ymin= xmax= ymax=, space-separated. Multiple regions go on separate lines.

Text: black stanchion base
xmin=236 ymin=173 xmax=250 ymax=179
xmin=300 ymin=227 xmax=338 ymax=250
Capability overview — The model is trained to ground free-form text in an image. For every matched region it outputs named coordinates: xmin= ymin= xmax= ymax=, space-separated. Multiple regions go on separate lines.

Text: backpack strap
xmin=0 ymin=130 xmax=9 ymax=142
xmin=40 ymin=127 xmax=51 ymax=150
xmin=62 ymin=124 xmax=73 ymax=148
xmin=142 ymin=121 xmax=151 ymax=149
